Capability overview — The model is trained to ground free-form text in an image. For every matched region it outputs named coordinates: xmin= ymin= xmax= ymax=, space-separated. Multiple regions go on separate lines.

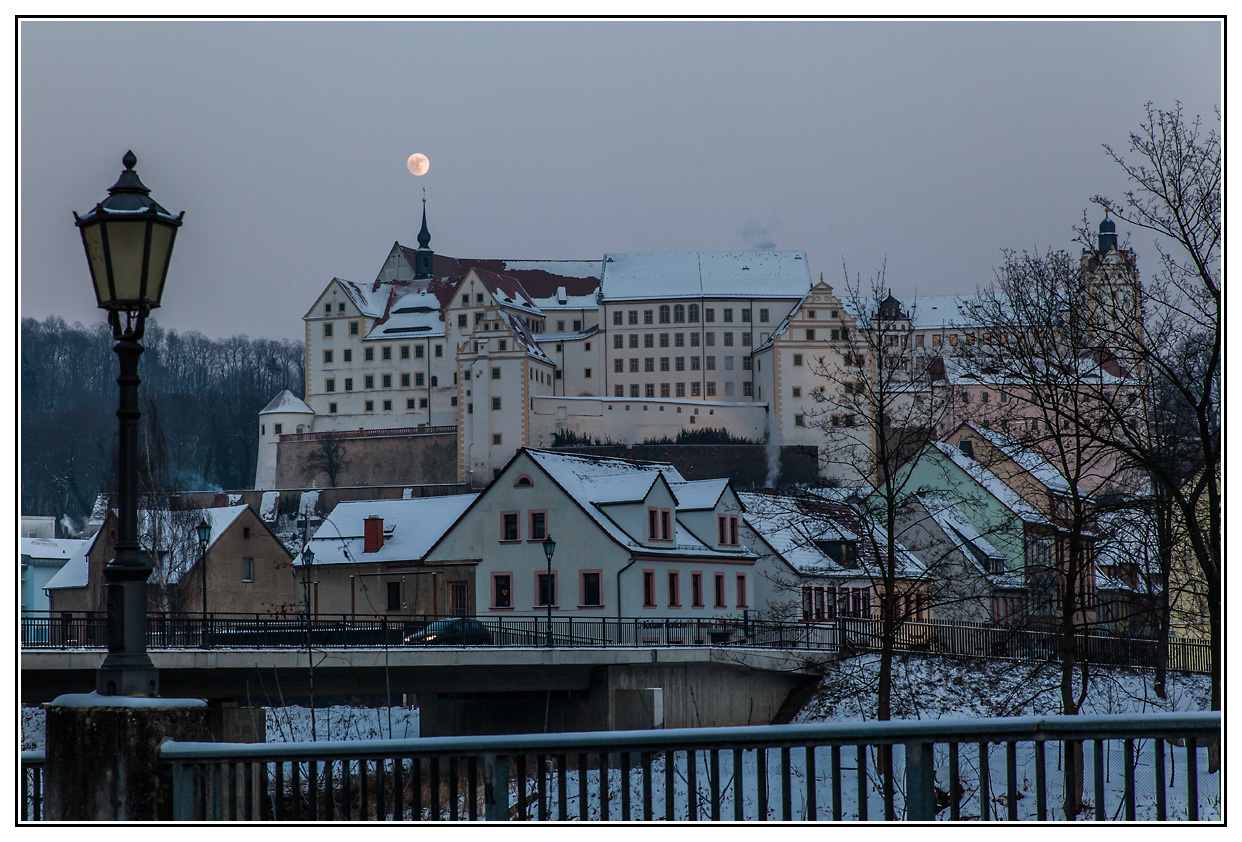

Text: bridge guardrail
xmin=19 ymin=612 xmax=1211 ymax=674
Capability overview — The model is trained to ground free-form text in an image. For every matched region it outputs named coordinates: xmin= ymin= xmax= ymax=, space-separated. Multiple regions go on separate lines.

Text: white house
xmin=424 ymin=449 xmax=784 ymax=621
xmin=21 ymin=537 xmax=89 ymax=612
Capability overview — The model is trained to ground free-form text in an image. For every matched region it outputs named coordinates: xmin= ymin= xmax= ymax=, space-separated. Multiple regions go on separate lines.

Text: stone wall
xmin=273 ymin=431 xmax=457 ymax=489
xmin=554 ymin=444 xmax=820 ymax=488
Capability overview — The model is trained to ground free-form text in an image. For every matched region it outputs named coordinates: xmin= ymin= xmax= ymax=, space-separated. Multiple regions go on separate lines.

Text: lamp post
xmin=75 ymin=151 xmax=183 ymax=697
xmin=301 ymin=545 xmax=317 ymax=741
xmin=196 ymin=517 xmax=211 ymax=648
xmin=542 ymin=535 xmax=556 ymax=648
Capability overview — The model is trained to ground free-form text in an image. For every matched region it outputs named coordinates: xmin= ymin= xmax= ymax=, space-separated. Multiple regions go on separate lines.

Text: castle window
xmin=795 ymin=414 xmax=805 ymax=427
xmin=415 ymin=373 xmax=425 ymax=386
xmin=323 ymin=349 xmax=333 ymax=364
xmin=705 ymin=308 xmax=715 ymax=322
xmin=344 ymin=378 xmax=353 ymax=391
xmin=273 ymin=424 xmax=282 ymax=435
xmin=383 ymin=399 xmax=392 ymax=411
xmin=629 ymin=310 xmax=639 ymax=325
xmin=364 ymin=375 xmax=374 ymax=389
xmin=723 ymin=308 xmax=734 ymax=322
xmin=614 ymin=311 xmax=623 ymax=325
xmin=328 ymin=403 xmax=337 ymax=413
xmin=759 ymin=308 xmax=769 ymax=322
xmin=365 ymin=347 xmax=374 ymax=362
xmin=382 ymin=374 xmax=392 ymax=388
xmin=323 ymin=323 xmax=333 ymax=338
xmin=343 ymin=349 xmax=352 ymax=362
xmin=325 ymin=378 xmax=335 ymax=392
xmin=407 ymin=398 xmax=416 ymax=409
xmin=382 ymin=346 xmax=392 ymax=361
xmin=492 ymin=397 xmax=502 ymax=410
xmin=674 ymin=304 xmax=685 ymax=323
xmin=659 ymin=305 xmax=671 ymax=324
xmin=742 ymin=309 xmax=751 ymax=322
xmin=350 ymin=322 xmax=359 ymax=336
xmin=688 ymin=304 xmax=699 ymax=321
xmin=364 ymin=401 xmax=373 ymax=412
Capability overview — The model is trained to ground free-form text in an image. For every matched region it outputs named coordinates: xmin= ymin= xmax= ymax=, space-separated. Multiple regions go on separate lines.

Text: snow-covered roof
xmin=334 ymin=277 xmax=389 ymax=318
xmin=964 ymin=423 xmax=1080 ymax=498
xmin=530 ymin=293 xmax=599 ymax=311
xmin=300 ymin=494 xmax=480 ymax=566
xmin=365 ymin=289 xmax=445 ymax=340
xmin=21 ymin=537 xmax=89 ymax=562
xmin=259 ymin=390 xmax=314 ymax=416
xmin=905 ymin=295 xmax=990 ymax=329
xmin=669 ymin=478 xmax=729 ymax=511
xmin=740 ymin=492 xmax=926 ymax=579
xmin=931 ymin=443 xmax=1049 ymax=524
xmin=44 ymin=506 xmax=250 ymax=589
xmin=916 ymin=495 xmax=1022 ymax=586
xmin=39 ymin=536 xmax=96 ymax=590
xmin=524 ymin=450 xmax=753 ymax=559
xmin=599 ymin=251 xmax=812 ymax=301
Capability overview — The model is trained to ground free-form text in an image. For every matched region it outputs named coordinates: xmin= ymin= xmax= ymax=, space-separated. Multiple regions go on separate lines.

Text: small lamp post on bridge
xmin=74 ymin=150 xmax=183 ymax=697
xmin=196 ymin=516 xmax=211 ymax=647
xmin=542 ymin=535 xmax=556 ymax=647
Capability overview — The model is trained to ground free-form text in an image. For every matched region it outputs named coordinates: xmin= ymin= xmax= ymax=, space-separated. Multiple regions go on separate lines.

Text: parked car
xmin=404 ymin=617 xmax=493 ymax=646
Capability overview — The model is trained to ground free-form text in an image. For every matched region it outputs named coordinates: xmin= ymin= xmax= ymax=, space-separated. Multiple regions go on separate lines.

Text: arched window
xmin=688 ymin=304 xmax=699 ymax=322
xmin=673 ymin=304 xmax=685 ymax=323
xmin=514 ymin=474 xmax=534 ymax=489
xmin=659 ymin=305 xmax=671 ymax=324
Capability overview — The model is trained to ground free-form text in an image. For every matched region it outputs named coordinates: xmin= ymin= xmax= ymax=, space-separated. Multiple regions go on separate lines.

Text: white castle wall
xmin=528 ymin=396 xmax=769 ymax=447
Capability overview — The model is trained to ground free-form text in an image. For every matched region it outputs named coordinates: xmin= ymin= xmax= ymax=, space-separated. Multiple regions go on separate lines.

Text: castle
xmin=255 ymin=203 xmax=1138 ymax=491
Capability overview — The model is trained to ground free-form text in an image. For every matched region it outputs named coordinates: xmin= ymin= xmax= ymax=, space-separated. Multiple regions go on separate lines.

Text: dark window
xmin=691 ymin=573 xmax=704 ymax=607
xmin=503 ymin=513 xmax=519 ymax=540
xmin=537 ymin=573 xmax=556 ymax=607
xmin=714 ymin=573 xmax=726 ymax=607
xmin=643 ymin=571 xmax=656 ymax=607
xmin=241 ymin=557 xmax=253 ymax=583
xmin=582 ymin=572 xmax=602 ymax=607
xmin=387 ymin=581 xmax=401 ymax=611
xmin=530 ymin=511 xmax=546 ymax=540
xmin=668 ymin=571 xmax=680 ymax=607
xmin=494 ymin=574 xmax=512 ymax=608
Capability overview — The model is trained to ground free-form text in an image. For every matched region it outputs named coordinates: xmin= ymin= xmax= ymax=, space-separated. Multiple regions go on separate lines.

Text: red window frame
xmin=667 ymin=570 xmax=681 ymax=608
xmin=648 ymin=507 xmax=673 ymax=542
xmin=691 ymin=572 xmax=704 ymax=608
xmin=491 ymin=572 xmax=514 ymax=610
xmin=736 ymin=573 xmax=747 ymax=608
xmin=500 ymin=511 xmax=520 ymax=542
xmin=528 ymin=510 xmax=548 ymax=541
xmin=718 ymin=514 xmax=740 ymax=546
xmin=579 ymin=570 xmax=603 ymax=608
xmin=534 ymin=570 xmax=558 ymax=608
xmin=713 ymin=573 xmax=726 ymax=608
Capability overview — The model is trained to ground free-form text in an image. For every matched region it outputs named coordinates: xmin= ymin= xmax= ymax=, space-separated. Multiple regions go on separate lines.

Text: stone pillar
xmin=45 ymin=693 xmax=209 ymax=821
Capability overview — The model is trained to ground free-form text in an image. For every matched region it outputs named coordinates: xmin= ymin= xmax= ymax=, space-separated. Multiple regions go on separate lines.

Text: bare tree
xmin=1079 ymin=102 xmax=1221 ymax=711
xmin=305 ymin=431 xmax=351 ymax=488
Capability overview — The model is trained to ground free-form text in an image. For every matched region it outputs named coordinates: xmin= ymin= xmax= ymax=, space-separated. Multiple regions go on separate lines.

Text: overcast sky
xmin=19 ymin=20 xmax=1221 ymax=342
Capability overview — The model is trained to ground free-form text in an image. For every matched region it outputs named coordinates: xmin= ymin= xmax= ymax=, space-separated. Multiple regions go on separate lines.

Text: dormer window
xmin=718 ymin=514 xmax=739 ymax=546
xmin=815 ymin=539 xmax=859 ymax=568
xmin=648 ymin=507 xmax=673 ymax=542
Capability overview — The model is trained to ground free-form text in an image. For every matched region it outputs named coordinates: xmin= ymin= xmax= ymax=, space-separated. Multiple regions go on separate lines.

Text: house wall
xmin=48 ymin=517 xmax=115 ymax=614
xmin=176 ymin=509 xmax=295 ymax=615
xmin=896 ymin=448 xmax=1027 ymax=574
xmin=428 ymin=453 xmax=633 ymax=617
xmin=299 ymin=561 xmax=476 ymax=618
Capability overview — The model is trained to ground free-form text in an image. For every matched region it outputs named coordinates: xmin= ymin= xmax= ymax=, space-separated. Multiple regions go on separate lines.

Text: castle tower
xmin=1080 ymin=214 xmax=1141 ymax=367
xmin=254 ymin=390 xmax=316 ymax=490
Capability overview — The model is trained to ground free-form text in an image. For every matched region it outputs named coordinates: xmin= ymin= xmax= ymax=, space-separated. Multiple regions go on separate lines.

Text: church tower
xmin=1080 ymin=213 xmax=1141 ymax=367
xmin=414 ymin=195 xmax=434 ymax=280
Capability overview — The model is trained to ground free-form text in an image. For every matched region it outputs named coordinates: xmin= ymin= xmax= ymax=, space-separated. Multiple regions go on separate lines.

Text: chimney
xmin=364 ymin=516 xmax=384 ymax=553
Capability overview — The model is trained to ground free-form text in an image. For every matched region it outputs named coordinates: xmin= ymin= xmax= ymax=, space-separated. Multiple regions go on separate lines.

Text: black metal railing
xmin=158 ymin=712 xmax=1221 ymax=821
xmin=19 ymin=612 xmax=1211 ymax=674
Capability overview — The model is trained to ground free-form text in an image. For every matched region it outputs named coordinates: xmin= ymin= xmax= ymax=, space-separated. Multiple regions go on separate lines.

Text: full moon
xmin=407 ymin=153 xmax=430 ymax=176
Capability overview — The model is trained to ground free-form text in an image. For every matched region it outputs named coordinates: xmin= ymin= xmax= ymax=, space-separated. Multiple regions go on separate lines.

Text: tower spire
xmin=414 ymin=188 xmax=433 ymax=280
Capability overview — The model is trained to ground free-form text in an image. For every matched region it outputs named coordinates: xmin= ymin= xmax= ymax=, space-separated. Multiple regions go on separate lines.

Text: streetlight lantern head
xmin=542 ymin=535 xmax=556 ymax=562
xmin=74 ymin=151 xmax=183 ymax=315
xmin=196 ymin=516 xmax=211 ymax=546
xmin=303 ymin=546 xmax=315 ymax=566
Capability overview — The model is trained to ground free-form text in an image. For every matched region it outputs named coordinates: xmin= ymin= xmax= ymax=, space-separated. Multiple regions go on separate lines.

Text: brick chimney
xmin=364 ymin=516 xmax=384 ymax=553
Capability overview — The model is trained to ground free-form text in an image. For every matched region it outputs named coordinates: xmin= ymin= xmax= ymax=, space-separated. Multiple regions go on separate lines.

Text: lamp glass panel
xmin=144 ymin=222 xmax=175 ymax=306
xmin=81 ymin=224 xmax=113 ymax=306
xmin=102 ymin=219 xmax=149 ymax=302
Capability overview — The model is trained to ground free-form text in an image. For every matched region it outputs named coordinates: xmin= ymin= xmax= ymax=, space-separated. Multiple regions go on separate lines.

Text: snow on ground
xmin=795 ymin=653 xmax=1212 ymax=723
xmin=20 ymin=703 xmax=418 ymax=751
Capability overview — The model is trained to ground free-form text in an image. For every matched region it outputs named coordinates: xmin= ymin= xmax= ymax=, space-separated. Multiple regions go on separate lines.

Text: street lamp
xmin=542 ymin=535 xmax=556 ymax=647
xmin=196 ymin=516 xmax=211 ymax=647
xmin=302 ymin=545 xmax=316 ymax=619
xmin=75 ymin=151 xmax=183 ymax=697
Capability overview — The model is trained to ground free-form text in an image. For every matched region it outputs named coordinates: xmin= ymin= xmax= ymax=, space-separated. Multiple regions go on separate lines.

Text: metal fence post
xmin=483 ymin=754 xmax=510 ymax=821
xmin=905 ymin=740 xmax=936 ymax=820
xmin=171 ymin=761 xmax=197 ymax=820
